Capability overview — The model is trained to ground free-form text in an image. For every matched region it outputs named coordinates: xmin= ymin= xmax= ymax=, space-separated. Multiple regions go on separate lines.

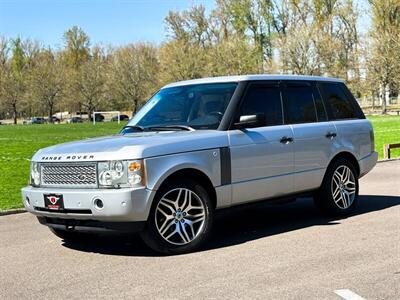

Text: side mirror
xmin=234 ymin=113 xmax=265 ymax=129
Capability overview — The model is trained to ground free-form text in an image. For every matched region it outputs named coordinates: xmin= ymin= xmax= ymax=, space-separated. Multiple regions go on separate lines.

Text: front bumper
xmin=21 ymin=186 xmax=156 ymax=222
xmin=359 ymin=151 xmax=378 ymax=178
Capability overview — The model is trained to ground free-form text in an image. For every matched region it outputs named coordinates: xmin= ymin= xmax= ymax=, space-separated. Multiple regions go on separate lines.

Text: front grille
xmin=41 ymin=163 xmax=97 ymax=188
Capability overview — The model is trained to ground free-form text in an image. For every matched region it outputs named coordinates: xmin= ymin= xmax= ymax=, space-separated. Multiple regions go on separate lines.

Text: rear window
xmin=318 ymin=82 xmax=361 ymax=120
xmin=283 ymin=83 xmax=317 ymax=124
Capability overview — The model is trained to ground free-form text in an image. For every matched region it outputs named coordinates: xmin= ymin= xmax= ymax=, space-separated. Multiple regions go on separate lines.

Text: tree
xmin=74 ymin=51 xmax=107 ymax=118
xmin=109 ymin=43 xmax=159 ymax=113
xmin=367 ymin=0 xmax=400 ymax=113
xmin=206 ymin=35 xmax=259 ymax=75
xmin=159 ymin=40 xmax=207 ymax=83
xmin=29 ymin=49 xmax=64 ymax=121
xmin=62 ymin=26 xmax=90 ymax=69
xmin=0 ymin=38 xmax=27 ymax=124
xmin=221 ymin=0 xmax=275 ymax=71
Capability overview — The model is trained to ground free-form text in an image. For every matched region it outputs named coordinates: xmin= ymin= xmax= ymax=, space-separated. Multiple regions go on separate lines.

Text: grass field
xmin=0 ymin=116 xmax=399 ymax=210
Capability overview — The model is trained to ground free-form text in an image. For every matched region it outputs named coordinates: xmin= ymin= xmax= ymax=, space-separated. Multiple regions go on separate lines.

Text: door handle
xmin=280 ymin=136 xmax=293 ymax=144
xmin=325 ymin=132 xmax=337 ymax=139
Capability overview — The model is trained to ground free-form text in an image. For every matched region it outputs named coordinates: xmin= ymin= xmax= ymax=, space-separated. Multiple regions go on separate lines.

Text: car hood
xmin=32 ymin=130 xmax=229 ymax=162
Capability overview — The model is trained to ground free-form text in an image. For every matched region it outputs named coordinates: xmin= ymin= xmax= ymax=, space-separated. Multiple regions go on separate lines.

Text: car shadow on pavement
xmin=61 ymin=194 xmax=400 ymax=257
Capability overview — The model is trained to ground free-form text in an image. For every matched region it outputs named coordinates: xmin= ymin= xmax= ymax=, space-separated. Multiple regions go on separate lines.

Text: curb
xmin=0 ymin=208 xmax=26 ymax=216
xmin=377 ymin=158 xmax=400 ymax=163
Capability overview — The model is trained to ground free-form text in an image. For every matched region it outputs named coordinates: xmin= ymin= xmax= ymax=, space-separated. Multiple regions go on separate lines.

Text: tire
xmin=49 ymin=228 xmax=93 ymax=242
xmin=314 ymin=158 xmax=359 ymax=216
xmin=141 ymin=178 xmax=214 ymax=255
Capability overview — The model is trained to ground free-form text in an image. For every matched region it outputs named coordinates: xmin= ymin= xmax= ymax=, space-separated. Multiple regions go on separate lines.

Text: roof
xmin=162 ymin=74 xmax=343 ymax=89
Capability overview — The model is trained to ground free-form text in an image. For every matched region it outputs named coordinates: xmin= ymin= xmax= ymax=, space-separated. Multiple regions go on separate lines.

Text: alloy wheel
xmin=331 ymin=165 xmax=356 ymax=209
xmin=155 ymin=188 xmax=206 ymax=245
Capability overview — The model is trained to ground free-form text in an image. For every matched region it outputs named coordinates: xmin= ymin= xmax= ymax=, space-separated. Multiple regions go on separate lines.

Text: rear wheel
xmin=314 ymin=158 xmax=359 ymax=216
xmin=141 ymin=178 xmax=214 ymax=255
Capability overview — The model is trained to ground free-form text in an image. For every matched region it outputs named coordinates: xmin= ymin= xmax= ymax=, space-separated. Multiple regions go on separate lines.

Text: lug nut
xmin=181 ymin=219 xmax=185 ymax=223
xmin=183 ymin=212 xmax=186 ymax=216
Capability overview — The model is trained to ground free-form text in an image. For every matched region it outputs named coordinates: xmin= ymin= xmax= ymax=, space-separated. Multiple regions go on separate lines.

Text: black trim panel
xmin=220 ymin=147 xmax=231 ymax=185
xmin=34 ymin=207 xmax=92 ymax=214
xmin=37 ymin=216 xmax=146 ymax=233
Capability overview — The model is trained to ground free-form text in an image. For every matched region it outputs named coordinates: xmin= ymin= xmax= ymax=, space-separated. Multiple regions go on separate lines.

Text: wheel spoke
xmin=332 ymin=185 xmax=341 ymax=199
xmin=159 ymin=198 xmax=176 ymax=213
xmin=160 ymin=220 xmax=176 ymax=236
xmin=176 ymin=223 xmax=189 ymax=244
xmin=333 ymin=171 xmax=342 ymax=183
xmin=181 ymin=189 xmax=190 ymax=211
xmin=181 ymin=223 xmax=191 ymax=242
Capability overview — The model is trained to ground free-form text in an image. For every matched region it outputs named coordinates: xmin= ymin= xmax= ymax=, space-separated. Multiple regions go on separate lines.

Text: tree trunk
xmin=48 ymin=103 xmax=54 ymax=123
xmin=133 ymin=98 xmax=138 ymax=114
xmin=382 ymin=83 xmax=389 ymax=114
xmin=12 ymin=102 xmax=17 ymax=124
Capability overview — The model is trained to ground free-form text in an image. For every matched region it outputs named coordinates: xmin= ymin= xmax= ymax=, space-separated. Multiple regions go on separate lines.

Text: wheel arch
xmin=327 ymin=151 xmax=360 ymax=177
xmin=154 ymin=168 xmax=217 ymax=209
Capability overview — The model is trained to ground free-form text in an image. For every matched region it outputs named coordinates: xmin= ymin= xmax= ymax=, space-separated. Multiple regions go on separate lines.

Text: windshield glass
xmin=123 ymin=83 xmax=237 ymax=133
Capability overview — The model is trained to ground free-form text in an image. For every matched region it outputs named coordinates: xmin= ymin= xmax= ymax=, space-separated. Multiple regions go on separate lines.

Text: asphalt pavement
xmin=1 ymin=160 xmax=399 ymax=299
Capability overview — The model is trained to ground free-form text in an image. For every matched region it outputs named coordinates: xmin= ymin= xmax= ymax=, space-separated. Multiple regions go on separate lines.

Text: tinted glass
xmin=284 ymin=84 xmax=317 ymax=124
xmin=312 ymin=84 xmax=328 ymax=122
xmin=125 ymin=83 xmax=237 ymax=131
xmin=319 ymin=82 xmax=358 ymax=120
xmin=239 ymin=85 xmax=283 ymax=127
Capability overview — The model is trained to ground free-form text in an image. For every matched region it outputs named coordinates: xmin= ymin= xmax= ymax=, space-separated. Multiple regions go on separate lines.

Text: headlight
xmin=30 ymin=162 xmax=40 ymax=186
xmin=97 ymin=160 xmax=144 ymax=188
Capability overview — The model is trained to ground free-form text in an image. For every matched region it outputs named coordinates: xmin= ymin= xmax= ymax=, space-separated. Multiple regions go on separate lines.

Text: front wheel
xmin=314 ymin=158 xmax=359 ymax=216
xmin=141 ymin=178 xmax=214 ymax=255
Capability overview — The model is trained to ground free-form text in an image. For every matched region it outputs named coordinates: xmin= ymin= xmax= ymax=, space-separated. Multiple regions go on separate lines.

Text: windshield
xmin=122 ymin=83 xmax=237 ymax=133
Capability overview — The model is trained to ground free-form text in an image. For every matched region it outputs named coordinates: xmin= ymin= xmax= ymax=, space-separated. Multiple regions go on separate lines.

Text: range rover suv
xmin=22 ymin=75 xmax=378 ymax=254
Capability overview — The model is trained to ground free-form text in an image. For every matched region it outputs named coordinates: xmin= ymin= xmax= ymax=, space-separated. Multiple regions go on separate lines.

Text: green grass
xmin=368 ymin=115 xmax=400 ymax=159
xmin=0 ymin=122 xmax=125 ymax=210
xmin=0 ymin=116 xmax=399 ymax=211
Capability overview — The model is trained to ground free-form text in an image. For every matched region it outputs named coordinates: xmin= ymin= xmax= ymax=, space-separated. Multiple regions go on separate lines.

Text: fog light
xmin=94 ymin=198 xmax=104 ymax=209
xmin=25 ymin=196 xmax=30 ymax=206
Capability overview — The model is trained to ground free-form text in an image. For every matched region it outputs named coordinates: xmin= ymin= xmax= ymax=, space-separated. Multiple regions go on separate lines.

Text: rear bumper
xmin=21 ymin=186 xmax=156 ymax=222
xmin=359 ymin=151 xmax=378 ymax=178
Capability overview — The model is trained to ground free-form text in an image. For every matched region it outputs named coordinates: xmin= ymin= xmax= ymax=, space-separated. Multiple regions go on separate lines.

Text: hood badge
xmin=41 ymin=155 xmax=95 ymax=161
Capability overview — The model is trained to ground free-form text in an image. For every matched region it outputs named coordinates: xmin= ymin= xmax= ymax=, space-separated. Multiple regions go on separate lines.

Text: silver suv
xmin=22 ymin=75 xmax=378 ymax=254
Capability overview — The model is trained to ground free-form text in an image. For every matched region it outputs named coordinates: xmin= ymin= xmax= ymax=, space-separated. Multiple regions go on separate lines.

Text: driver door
xmin=228 ymin=82 xmax=295 ymax=205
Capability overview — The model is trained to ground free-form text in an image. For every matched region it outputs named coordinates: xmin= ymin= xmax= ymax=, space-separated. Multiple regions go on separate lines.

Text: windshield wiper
xmin=147 ymin=125 xmax=195 ymax=132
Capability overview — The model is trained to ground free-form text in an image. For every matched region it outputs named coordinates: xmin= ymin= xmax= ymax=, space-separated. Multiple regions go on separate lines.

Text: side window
xmin=319 ymin=82 xmax=358 ymax=120
xmin=312 ymin=83 xmax=328 ymax=122
xmin=283 ymin=83 xmax=317 ymax=124
xmin=239 ymin=84 xmax=283 ymax=127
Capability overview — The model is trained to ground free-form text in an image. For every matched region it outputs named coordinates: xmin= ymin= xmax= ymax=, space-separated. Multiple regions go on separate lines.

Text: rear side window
xmin=239 ymin=84 xmax=283 ymax=127
xmin=319 ymin=82 xmax=359 ymax=120
xmin=283 ymin=83 xmax=317 ymax=124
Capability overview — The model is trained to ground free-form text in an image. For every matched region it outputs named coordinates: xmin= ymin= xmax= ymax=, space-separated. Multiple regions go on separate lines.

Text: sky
xmin=0 ymin=0 xmax=215 ymax=48
xmin=0 ymin=0 xmax=371 ymax=49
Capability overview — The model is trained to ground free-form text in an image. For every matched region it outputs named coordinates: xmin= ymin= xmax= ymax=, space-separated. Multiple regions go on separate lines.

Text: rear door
xmin=228 ymin=81 xmax=295 ymax=204
xmin=318 ymin=81 xmax=372 ymax=160
xmin=281 ymin=81 xmax=337 ymax=192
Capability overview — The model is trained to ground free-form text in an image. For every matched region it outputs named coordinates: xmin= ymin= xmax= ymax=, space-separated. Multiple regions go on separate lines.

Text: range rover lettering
xmin=22 ymin=75 xmax=378 ymax=254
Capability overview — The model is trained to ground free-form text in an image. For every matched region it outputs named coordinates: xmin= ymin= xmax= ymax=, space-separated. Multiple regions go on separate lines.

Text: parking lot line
xmin=334 ymin=289 xmax=367 ymax=300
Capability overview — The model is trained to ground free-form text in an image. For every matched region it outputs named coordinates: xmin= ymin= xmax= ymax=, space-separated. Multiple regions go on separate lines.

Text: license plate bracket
xmin=44 ymin=194 xmax=64 ymax=210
